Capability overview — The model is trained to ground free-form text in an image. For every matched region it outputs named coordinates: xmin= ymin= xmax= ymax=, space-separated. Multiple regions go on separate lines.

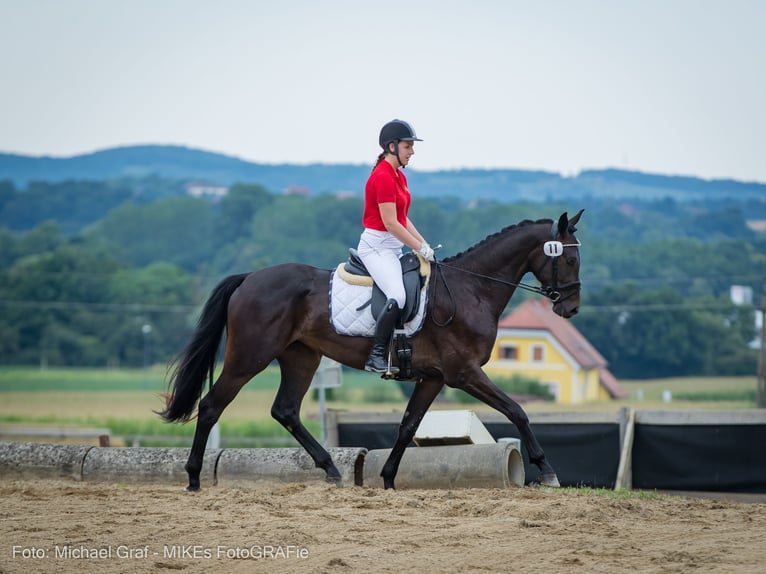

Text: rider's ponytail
xmin=372 ymin=151 xmax=386 ymax=172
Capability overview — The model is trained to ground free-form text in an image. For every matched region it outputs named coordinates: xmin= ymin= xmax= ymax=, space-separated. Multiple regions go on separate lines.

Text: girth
xmin=344 ymin=248 xmax=426 ymax=324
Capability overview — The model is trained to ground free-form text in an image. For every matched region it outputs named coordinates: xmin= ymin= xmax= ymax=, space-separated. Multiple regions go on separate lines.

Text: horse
xmin=159 ymin=209 xmax=584 ymax=491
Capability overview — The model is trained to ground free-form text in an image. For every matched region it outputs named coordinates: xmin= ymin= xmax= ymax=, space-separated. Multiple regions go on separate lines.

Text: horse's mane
xmin=441 ymin=218 xmax=553 ymax=263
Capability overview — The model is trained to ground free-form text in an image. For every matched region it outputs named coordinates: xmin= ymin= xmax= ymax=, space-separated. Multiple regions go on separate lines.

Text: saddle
xmin=341 ymin=249 xmax=428 ymax=324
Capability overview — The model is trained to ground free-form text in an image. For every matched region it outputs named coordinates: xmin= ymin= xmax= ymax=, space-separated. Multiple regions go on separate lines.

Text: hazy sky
xmin=1 ymin=1 xmax=764 ymax=182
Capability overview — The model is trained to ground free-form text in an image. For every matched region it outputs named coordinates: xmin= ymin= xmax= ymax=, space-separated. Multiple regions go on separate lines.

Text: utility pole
xmin=758 ymin=284 xmax=766 ymax=408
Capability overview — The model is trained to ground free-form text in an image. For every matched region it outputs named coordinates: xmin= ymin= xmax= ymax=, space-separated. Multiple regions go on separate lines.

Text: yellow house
xmin=484 ymin=299 xmax=626 ymax=404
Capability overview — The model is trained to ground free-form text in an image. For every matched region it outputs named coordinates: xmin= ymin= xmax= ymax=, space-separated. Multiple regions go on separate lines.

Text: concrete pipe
xmin=81 ymin=447 xmax=221 ymax=485
xmin=216 ymin=447 xmax=367 ymax=487
xmin=0 ymin=441 xmax=93 ymax=481
xmin=363 ymin=443 xmax=525 ymax=489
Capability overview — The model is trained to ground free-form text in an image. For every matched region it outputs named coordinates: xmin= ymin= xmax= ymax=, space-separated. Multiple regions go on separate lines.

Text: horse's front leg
xmin=380 ymin=378 xmax=444 ymax=489
xmin=457 ymin=366 xmax=560 ymax=487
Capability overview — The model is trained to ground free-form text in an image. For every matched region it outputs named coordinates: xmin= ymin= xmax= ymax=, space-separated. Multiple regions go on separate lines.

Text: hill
xmin=1 ymin=144 xmax=764 ymax=201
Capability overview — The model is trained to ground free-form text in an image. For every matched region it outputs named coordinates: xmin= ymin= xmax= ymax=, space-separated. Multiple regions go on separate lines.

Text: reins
xmin=426 ymin=218 xmax=584 ymax=327
xmin=430 ymin=261 xmax=457 ymax=327
xmin=429 ymin=249 xmax=581 ymax=327
xmin=435 ymin=260 xmax=555 ymax=297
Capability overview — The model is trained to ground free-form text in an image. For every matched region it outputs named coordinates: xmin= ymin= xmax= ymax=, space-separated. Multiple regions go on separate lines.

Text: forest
xmin=0 ymin=175 xmax=764 ymax=379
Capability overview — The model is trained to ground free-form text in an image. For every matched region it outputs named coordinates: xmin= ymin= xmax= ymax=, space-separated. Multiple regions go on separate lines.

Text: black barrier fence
xmin=631 ymin=410 xmax=766 ymax=493
xmin=328 ymin=409 xmax=766 ymax=493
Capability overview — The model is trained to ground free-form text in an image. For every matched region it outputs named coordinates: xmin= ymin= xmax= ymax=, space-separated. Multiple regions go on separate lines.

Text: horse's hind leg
xmin=271 ymin=343 xmax=343 ymax=484
xmin=184 ymin=367 xmax=255 ymax=491
xmin=456 ymin=366 xmax=560 ymax=487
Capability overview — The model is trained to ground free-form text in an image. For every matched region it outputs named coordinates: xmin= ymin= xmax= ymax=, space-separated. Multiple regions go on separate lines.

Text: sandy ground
xmin=1 ymin=480 xmax=765 ymax=574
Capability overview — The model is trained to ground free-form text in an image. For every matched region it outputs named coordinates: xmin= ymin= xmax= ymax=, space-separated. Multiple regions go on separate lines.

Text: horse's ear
xmin=568 ymin=209 xmax=585 ymax=230
xmin=557 ymin=212 xmax=569 ymax=237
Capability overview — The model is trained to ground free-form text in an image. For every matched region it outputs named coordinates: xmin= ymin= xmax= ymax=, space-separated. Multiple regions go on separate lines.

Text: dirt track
xmin=2 ymin=479 xmax=765 ymax=574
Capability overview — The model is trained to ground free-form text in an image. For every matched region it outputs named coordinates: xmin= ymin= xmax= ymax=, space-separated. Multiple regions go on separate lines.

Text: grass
xmin=0 ymin=364 xmax=391 ymax=392
xmin=0 ymin=365 xmax=269 ymax=392
xmin=0 ymin=367 xmax=760 ymax=446
xmin=565 ymin=486 xmax=665 ymax=500
xmin=0 ymin=365 xmax=400 ymax=446
xmin=618 ymin=376 xmax=758 ymax=408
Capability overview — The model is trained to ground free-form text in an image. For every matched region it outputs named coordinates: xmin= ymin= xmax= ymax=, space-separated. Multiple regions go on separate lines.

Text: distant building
xmin=752 ymin=316 xmax=763 ymax=350
xmin=730 ymin=285 xmax=754 ymax=306
xmin=185 ymin=182 xmax=228 ymax=199
xmin=284 ymin=185 xmax=311 ymax=197
xmin=730 ymin=285 xmax=762 ymax=349
xmin=484 ymin=299 xmax=627 ymax=404
xmin=745 ymin=219 xmax=766 ymax=233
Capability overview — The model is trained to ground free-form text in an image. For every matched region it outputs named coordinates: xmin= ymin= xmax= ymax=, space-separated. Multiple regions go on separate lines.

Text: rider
xmin=358 ymin=119 xmax=436 ymax=373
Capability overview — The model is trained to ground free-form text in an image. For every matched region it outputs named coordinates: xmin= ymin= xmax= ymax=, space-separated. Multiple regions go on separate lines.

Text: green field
xmin=0 ymin=365 xmax=407 ymax=446
xmin=619 ymin=376 xmax=758 ymax=403
xmin=0 ymin=366 xmax=760 ymax=447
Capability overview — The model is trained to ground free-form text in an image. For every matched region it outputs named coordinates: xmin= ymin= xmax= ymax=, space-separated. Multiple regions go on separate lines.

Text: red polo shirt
xmin=362 ymin=160 xmax=411 ymax=231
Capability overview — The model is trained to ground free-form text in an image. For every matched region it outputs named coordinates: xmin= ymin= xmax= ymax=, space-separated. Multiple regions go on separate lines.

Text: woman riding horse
xmin=159 ymin=209 xmax=584 ymax=491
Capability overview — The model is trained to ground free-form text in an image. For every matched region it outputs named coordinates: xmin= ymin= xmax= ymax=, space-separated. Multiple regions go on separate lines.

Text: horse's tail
xmin=158 ymin=273 xmax=249 ymax=423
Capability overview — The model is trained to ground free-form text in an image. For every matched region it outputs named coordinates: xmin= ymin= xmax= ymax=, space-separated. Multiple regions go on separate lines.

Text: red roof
xmin=498 ymin=299 xmax=627 ymax=399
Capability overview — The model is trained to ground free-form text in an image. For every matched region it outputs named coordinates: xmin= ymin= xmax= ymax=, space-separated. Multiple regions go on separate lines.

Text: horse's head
xmin=530 ymin=209 xmax=584 ymax=318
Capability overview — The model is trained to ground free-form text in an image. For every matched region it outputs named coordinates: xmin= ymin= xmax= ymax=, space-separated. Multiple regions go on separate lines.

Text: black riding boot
xmin=365 ymin=299 xmax=400 ymax=374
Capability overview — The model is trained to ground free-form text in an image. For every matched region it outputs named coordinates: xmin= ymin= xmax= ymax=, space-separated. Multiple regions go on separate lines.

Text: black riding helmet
xmin=379 ymin=119 xmax=422 ymax=168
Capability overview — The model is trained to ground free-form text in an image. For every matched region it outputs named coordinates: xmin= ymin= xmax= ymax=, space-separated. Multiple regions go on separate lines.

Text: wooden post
xmin=757 ymin=285 xmax=766 ymax=408
xmin=324 ymin=409 xmax=339 ymax=448
xmin=615 ymin=408 xmax=635 ymax=490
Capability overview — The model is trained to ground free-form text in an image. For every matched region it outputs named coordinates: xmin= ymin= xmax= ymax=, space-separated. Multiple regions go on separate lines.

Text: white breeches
xmin=357 ymin=228 xmax=406 ymax=308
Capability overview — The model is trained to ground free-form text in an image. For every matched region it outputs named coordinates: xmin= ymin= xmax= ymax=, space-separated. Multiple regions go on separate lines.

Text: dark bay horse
xmin=159 ymin=210 xmax=584 ymax=490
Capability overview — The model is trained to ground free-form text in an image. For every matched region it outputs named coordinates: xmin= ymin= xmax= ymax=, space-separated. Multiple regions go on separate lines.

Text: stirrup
xmin=364 ymin=358 xmax=400 ymax=375
xmin=364 ymin=344 xmax=399 ymax=375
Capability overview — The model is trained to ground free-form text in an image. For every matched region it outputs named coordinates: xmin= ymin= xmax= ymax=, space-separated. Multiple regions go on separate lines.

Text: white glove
xmin=419 ymin=241 xmax=435 ymax=262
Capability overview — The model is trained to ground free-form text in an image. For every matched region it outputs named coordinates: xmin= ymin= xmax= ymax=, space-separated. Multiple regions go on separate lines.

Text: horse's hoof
xmin=185 ymin=484 xmax=201 ymax=492
xmin=539 ymin=473 xmax=561 ymax=487
xmin=324 ymin=464 xmax=343 ymax=487
xmin=325 ymin=475 xmax=343 ymax=488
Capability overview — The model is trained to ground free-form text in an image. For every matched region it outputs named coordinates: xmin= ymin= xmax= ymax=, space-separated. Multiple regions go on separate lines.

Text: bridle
xmin=538 ymin=220 xmax=582 ymax=304
xmin=429 ymin=222 xmax=581 ymax=326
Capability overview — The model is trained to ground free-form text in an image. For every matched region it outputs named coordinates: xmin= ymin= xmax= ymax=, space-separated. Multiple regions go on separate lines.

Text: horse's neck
xmin=457 ymin=224 xmax=542 ymax=277
xmin=451 ymin=224 xmax=544 ymax=309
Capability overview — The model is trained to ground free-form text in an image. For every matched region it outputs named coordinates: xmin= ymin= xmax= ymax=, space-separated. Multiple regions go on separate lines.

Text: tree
xmin=16 ymin=221 xmax=64 ymax=257
xmin=249 ymin=195 xmax=348 ymax=268
xmin=106 ymin=262 xmax=197 ymax=366
xmin=574 ymin=284 xmax=757 ymax=378
xmin=311 ymin=194 xmax=364 ymax=252
xmin=0 ymin=227 xmax=17 ymax=270
xmin=0 ymin=180 xmax=132 ymax=233
xmin=0 ymin=176 xmax=763 ymax=373
xmin=86 ymin=197 xmax=215 ymax=272
xmin=215 ymin=183 xmax=273 ymax=246
xmin=0 ymin=179 xmax=15 ymax=212
xmin=0 ymin=244 xmax=123 ymax=365
xmin=683 ymin=206 xmax=754 ymax=240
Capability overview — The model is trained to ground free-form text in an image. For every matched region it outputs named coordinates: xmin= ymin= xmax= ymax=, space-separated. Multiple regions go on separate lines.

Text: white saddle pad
xmin=329 ymin=265 xmax=428 ymax=337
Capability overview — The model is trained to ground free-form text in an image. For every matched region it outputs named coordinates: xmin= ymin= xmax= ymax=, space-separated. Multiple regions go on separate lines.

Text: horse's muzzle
xmin=553 ymin=295 xmax=580 ymax=319
xmin=562 ymin=305 xmax=579 ymax=318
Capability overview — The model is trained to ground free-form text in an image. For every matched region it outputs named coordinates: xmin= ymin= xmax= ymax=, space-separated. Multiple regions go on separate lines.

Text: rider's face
xmin=388 ymin=140 xmax=415 ymax=167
